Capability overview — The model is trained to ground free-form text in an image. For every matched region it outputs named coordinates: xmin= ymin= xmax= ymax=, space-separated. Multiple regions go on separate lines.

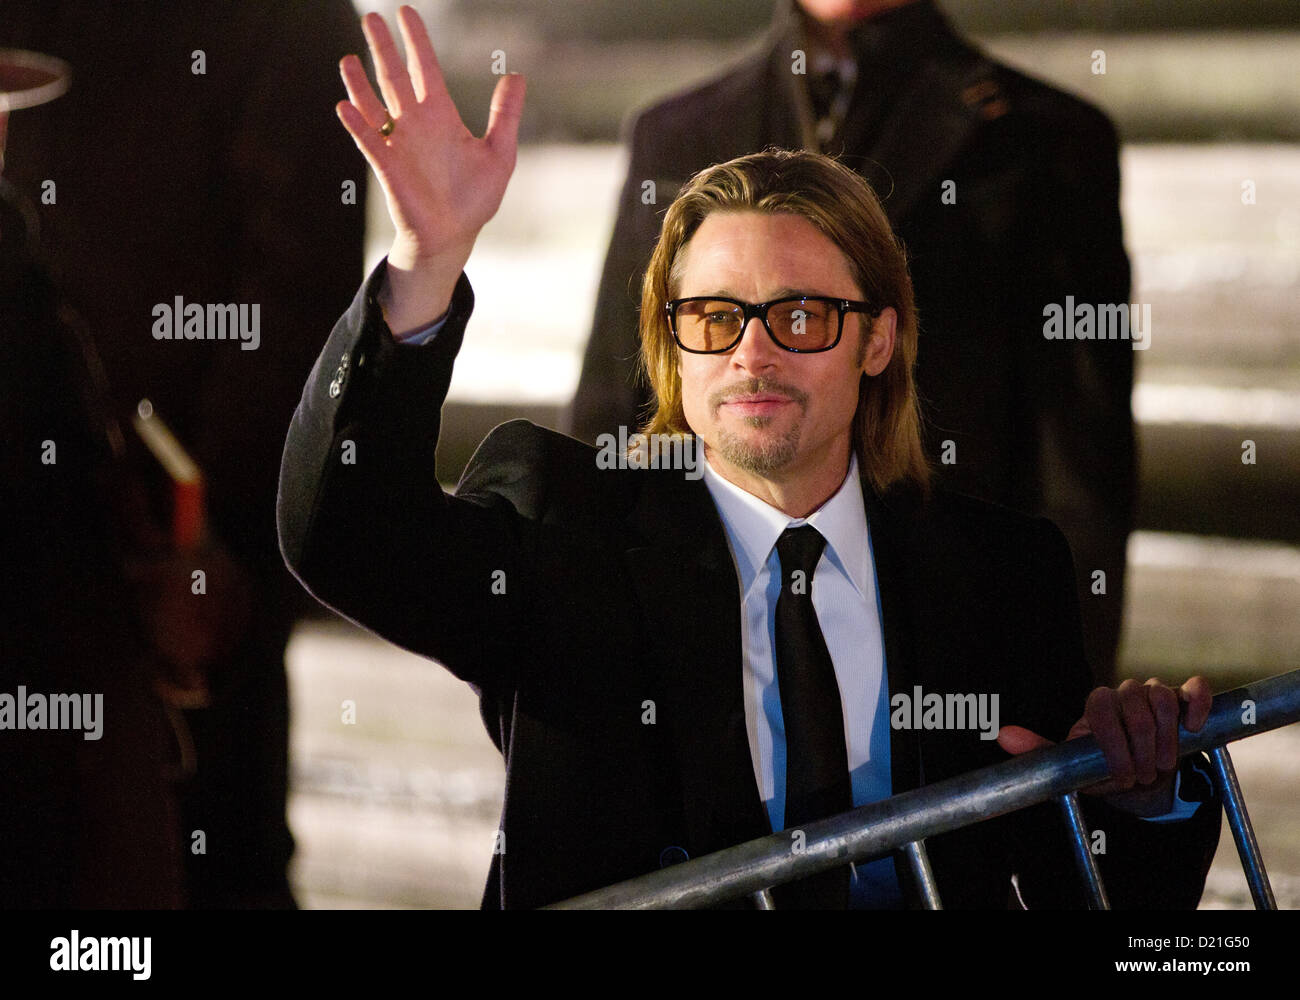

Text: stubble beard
xmin=714 ymin=416 xmax=802 ymax=477
xmin=702 ymin=375 xmax=812 ymax=477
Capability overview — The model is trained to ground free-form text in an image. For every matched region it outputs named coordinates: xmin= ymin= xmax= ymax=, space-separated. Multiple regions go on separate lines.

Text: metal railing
xmin=547 ymin=669 xmax=1300 ymax=909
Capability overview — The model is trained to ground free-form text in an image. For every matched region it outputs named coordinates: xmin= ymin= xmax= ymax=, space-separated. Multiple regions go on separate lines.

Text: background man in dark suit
xmin=277 ymin=7 xmax=1218 ymax=910
xmin=568 ymin=0 xmax=1135 ymax=687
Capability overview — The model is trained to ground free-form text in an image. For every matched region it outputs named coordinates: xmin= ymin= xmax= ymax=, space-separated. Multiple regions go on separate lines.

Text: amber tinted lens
xmin=673 ymin=299 xmax=744 ymax=352
xmin=768 ymin=299 xmax=837 ymax=349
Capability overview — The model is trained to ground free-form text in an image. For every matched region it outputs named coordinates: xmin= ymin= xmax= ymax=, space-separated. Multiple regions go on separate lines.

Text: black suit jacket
xmin=279 ymin=263 xmax=1219 ymax=910
xmin=568 ymin=0 xmax=1135 ymax=681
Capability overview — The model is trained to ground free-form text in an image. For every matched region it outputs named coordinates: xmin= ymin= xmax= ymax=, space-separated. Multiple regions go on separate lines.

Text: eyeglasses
xmin=665 ymin=295 xmax=879 ymax=354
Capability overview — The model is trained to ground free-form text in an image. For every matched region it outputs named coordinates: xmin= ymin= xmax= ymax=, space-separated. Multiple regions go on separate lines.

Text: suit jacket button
xmin=659 ymin=846 xmax=689 ymax=868
xmin=329 ymin=363 xmax=347 ymax=397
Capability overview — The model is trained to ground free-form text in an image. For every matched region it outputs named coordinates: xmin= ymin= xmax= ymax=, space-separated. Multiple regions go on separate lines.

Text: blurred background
xmin=280 ymin=0 xmax=1300 ymax=908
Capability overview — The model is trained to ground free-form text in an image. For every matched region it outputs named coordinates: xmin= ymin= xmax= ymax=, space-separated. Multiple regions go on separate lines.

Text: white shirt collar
xmin=809 ymin=48 xmax=858 ymax=88
xmin=701 ymin=450 xmax=872 ymax=602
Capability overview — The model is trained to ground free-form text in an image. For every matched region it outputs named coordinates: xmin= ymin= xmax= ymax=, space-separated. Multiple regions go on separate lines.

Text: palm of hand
xmin=336 ymin=6 xmax=525 ymax=267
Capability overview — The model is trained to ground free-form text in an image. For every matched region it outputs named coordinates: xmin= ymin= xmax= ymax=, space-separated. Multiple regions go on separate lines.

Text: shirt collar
xmin=809 ymin=48 xmax=858 ymax=87
xmin=702 ymin=451 xmax=872 ymax=602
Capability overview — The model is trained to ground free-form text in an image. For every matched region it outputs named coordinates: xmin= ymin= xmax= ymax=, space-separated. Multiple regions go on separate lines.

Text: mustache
xmin=708 ymin=377 xmax=809 ymax=412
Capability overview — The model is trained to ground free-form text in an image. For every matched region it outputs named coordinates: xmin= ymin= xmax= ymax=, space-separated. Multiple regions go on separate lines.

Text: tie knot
xmin=776 ymin=525 xmax=827 ymax=578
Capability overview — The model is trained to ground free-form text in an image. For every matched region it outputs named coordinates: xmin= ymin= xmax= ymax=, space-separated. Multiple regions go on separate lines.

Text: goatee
xmin=708 ymin=376 xmax=808 ymax=476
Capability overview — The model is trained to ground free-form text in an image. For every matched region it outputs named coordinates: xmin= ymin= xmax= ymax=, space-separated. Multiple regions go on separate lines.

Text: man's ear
xmin=860 ymin=307 xmax=897 ymax=377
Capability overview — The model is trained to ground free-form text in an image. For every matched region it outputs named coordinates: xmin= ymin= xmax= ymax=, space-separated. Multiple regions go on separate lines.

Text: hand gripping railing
xmin=547 ymin=669 xmax=1300 ymax=909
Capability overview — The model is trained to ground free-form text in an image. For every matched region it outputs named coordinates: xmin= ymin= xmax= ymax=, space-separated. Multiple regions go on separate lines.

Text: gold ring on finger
xmin=379 ymin=113 xmax=395 ymax=137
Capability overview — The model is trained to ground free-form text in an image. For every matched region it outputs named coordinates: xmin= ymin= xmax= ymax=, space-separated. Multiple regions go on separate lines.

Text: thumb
xmin=485 ymin=72 xmax=526 ymax=159
xmin=997 ymin=724 xmax=1055 ymax=756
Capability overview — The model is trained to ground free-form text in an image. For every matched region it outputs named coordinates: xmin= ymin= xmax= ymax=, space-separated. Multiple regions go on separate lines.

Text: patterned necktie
xmin=806 ymin=66 xmax=848 ymax=150
xmin=772 ymin=525 xmax=852 ymax=908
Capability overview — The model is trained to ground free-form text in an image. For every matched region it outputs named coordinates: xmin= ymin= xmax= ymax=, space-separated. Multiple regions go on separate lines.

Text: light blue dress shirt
xmin=392 ymin=311 xmax=448 ymax=346
xmin=702 ymin=452 xmax=901 ymax=907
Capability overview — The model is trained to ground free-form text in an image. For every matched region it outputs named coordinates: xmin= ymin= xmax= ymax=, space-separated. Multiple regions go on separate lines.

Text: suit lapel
xmin=863 ymin=478 xmax=936 ymax=908
xmin=751 ymin=0 xmax=808 ymax=154
xmin=623 ymin=469 xmax=770 ymax=864
xmin=858 ymin=52 xmax=999 ymax=224
xmin=705 ymin=36 xmax=805 ymax=167
xmin=862 ymin=482 xmax=925 ymax=797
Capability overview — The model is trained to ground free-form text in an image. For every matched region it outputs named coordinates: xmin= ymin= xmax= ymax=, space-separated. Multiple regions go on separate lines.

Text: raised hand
xmin=336 ymin=5 xmax=525 ymax=334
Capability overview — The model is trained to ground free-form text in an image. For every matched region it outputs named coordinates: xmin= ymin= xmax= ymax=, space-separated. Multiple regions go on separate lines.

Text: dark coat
xmin=568 ymin=0 xmax=1135 ymax=682
xmin=278 ymin=264 xmax=1218 ymax=910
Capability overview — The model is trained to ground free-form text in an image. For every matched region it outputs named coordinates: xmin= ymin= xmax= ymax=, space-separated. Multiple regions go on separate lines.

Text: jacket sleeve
xmin=277 ymin=262 xmax=544 ymax=690
xmin=1007 ymin=518 xmax=1222 ymax=909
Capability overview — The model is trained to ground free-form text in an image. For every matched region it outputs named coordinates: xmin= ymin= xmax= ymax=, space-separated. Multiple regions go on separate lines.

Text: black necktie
xmin=772 ymin=525 xmax=852 ymax=909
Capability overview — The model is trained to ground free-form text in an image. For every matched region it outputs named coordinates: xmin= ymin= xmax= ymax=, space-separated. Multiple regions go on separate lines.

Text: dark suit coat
xmin=568 ymin=0 xmax=1135 ymax=680
xmin=278 ymin=263 xmax=1219 ymax=910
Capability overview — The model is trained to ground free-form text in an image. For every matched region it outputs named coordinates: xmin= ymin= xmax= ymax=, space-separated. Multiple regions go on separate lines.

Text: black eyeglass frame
xmin=665 ymin=295 xmax=880 ymax=354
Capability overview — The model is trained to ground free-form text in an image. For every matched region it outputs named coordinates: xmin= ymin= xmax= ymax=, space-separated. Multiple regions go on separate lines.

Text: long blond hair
xmin=638 ymin=149 xmax=929 ymax=494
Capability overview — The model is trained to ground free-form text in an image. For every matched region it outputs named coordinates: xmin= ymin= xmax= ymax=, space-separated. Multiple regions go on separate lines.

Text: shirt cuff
xmin=392 ymin=310 xmax=450 ymax=346
xmin=1137 ymin=766 xmax=1205 ymax=824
